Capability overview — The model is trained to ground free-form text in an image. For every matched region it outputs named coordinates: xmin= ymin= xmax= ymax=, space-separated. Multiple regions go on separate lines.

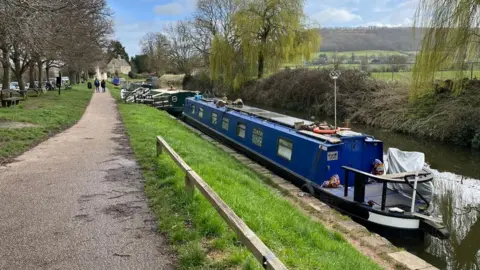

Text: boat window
xmin=191 ymin=104 xmax=195 ymax=114
xmin=277 ymin=138 xmax=293 ymax=161
xmin=199 ymin=108 xmax=204 ymax=118
xmin=212 ymin=112 xmax=218 ymax=125
xmin=222 ymin=117 xmax=229 ymax=130
xmin=236 ymin=123 xmax=246 ymax=138
xmin=252 ymin=128 xmax=263 ymax=147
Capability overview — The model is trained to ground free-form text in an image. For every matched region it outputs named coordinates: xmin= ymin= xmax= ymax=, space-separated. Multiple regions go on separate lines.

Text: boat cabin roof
xmin=190 ymin=98 xmax=379 ymax=146
xmin=232 ymin=105 xmax=314 ymax=127
xmin=151 ymin=89 xmax=198 ymax=94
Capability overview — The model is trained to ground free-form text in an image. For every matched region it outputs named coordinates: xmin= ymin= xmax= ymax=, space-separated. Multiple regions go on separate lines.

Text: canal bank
xmin=248 ymin=102 xmax=480 ymax=270
xmin=110 ymin=88 xmax=383 ymax=269
xmin=109 ymin=84 xmax=447 ymax=269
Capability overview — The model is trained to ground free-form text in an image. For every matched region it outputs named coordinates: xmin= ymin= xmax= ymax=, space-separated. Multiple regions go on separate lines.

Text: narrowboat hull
xmin=182 ymin=98 xmax=449 ymax=240
xmin=184 ymin=114 xmax=431 ymax=238
xmin=153 ymin=90 xmax=199 ymax=116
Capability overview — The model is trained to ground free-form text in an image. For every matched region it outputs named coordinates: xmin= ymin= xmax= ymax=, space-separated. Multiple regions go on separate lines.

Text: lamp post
xmin=329 ymin=70 xmax=341 ymax=129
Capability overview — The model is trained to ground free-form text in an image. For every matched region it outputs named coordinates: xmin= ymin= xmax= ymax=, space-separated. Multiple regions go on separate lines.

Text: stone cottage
xmin=107 ymin=55 xmax=131 ymax=75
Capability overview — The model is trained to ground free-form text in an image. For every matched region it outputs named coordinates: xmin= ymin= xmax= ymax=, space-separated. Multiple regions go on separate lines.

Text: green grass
xmin=0 ymin=84 xmax=92 ymax=163
xmin=111 ymin=88 xmax=381 ymax=269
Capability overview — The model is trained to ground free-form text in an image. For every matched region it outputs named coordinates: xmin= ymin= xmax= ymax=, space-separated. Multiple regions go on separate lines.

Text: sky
xmin=108 ymin=0 xmax=419 ymax=57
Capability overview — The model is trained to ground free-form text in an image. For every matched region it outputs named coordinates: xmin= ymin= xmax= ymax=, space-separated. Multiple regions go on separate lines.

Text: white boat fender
xmin=388 ymin=207 xmax=405 ymax=213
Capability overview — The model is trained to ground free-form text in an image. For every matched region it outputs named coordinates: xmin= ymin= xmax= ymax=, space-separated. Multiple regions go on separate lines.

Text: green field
xmin=314 ymin=50 xmax=413 ymax=58
xmin=371 ymin=70 xmax=480 ymax=81
xmin=110 ymin=85 xmax=381 ymax=269
xmin=0 ymin=85 xmax=92 ymax=163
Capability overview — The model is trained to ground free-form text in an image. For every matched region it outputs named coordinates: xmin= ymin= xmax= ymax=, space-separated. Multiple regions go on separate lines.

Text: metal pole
xmin=471 ymin=61 xmax=474 ymax=79
xmin=410 ymin=173 xmax=419 ymax=213
xmin=329 ymin=70 xmax=341 ymax=129
xmin=334 ymin=78 xmax=337 ymax=129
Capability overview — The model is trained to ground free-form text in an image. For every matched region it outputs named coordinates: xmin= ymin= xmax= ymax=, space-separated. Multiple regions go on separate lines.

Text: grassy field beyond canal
xmin=113 ymin=89 xmax=381 ymax=269
xmin=0 ymin=85 xmax=92 ymax=163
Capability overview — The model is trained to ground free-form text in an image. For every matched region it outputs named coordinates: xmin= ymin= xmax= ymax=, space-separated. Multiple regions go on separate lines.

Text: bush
xmin=128 ymin=71 xmax=135 ymax=79
xmin=241 ymin=68 xmax=380 ymax=119
xmin=184 ymin=71 xmax=213 ymax=93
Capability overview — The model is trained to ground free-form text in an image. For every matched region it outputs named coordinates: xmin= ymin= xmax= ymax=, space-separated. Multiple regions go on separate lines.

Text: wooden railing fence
xmin=156 ymin=136 xmax=287 ymax=270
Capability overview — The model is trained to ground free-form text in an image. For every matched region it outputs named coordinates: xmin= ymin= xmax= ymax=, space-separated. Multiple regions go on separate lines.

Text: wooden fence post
xmin=154 ymin=136 xmax=287 ymax=269
xmin=156 ymin=137 xmax=162 ymax=156
xmin=185 ymin=174 xmax=195 ymax=196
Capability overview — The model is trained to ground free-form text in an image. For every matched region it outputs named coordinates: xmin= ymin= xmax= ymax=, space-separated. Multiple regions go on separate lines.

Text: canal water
xmin=250 ymin=103 xmax=480 ymax=270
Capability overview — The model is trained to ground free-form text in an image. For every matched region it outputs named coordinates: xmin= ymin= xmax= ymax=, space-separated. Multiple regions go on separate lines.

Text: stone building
xmin=106 ymin=55 xmax=131 ymax=75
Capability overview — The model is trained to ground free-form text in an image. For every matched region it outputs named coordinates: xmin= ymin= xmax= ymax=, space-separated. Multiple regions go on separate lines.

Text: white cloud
xmin=155 ymin=2 xmax=184 ymax=15
xmin=373 ymin=7 xmax=392 ymax=13
xmin=154 ymin=0 xmax=197 ymax=16
xmin=360 ymin=18 xmax=413 ymax=28
xmin=359 ymin=0 xmax=418 ymax=27
xmin=114 ymin=0 xmax=198 ymax=56
xmin=311 ymin=8 xmax=362 ymax=25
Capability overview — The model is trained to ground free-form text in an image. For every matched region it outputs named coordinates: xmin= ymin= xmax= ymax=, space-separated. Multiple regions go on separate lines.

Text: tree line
xmin=0 ymin=0 xmax=112 ymax=91
xmin=129 ymin=0 xmax=320 ymax=90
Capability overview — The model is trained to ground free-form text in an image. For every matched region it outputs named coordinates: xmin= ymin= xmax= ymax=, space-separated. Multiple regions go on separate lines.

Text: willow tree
xmin=210 ymin=0 xmax=320 ymax=89
xmin=412 ymin=0 xmax=480 ymax=98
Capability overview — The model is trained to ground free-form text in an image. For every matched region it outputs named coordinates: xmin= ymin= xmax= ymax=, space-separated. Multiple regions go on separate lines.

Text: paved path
xmin=0 ymin=90 xmax=174 ymax=269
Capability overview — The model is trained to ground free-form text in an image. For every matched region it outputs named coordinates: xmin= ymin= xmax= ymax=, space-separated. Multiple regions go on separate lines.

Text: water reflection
xmin=423 ymin=171 xmax=480 ymax=269
xmin=248 ymin=103 xmax=480 ymax=269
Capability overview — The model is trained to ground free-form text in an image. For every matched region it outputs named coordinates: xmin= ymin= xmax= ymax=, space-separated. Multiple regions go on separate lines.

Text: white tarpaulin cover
xmin=385 ymin=148 xmax=433 ymax=202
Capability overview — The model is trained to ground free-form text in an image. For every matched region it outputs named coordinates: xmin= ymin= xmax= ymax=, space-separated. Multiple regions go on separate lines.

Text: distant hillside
xmin=319 ymin=27 xmax=424 ymax=52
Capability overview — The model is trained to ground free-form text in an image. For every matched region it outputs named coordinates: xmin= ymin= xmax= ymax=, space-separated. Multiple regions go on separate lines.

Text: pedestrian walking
xmin=94 ymin=78 xmax=100 ymax=92
xmin=101 ymin=80 xmax=106 ymax=93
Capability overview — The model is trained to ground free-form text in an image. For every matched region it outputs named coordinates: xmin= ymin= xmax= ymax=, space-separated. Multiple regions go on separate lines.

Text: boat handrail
xmin=341 ymin=166 xmax=433 ymax=183
xmin=342 ymin=166 xmax=433 ymax=211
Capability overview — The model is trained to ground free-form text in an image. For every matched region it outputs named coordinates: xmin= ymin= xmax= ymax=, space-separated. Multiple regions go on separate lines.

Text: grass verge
xmin=0 ymin=84 xmax=92 ymax=163
xmin=111 ymin=87 xmax=381 ymax=269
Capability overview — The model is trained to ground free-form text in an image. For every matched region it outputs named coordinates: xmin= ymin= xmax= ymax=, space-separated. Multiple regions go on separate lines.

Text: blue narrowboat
xmin=183 ymin=97 xmax=449 ymax=239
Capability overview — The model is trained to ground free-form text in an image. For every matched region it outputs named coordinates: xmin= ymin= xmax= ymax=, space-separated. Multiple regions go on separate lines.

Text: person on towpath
xmin=94 ymin=78 xmax=100 ymax=92
xmin=101 ymin=80 xmax=106 ymax=93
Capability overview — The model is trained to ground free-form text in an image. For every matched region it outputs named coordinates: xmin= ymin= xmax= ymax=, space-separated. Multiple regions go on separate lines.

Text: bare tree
xmin=54 ymin=0 xmax=113 ymax=85
xmin=165 ymin=22 xmax=201 ymax=75
xmin=140 ymin=32 xmax=170 ymax=75
xmin=192 ymin=0 xmax=239 ymax=66
xmin=0 ymin=0 xmax=112 ymax=90
xmin=10 ymin=42 xmax=31 ymax=90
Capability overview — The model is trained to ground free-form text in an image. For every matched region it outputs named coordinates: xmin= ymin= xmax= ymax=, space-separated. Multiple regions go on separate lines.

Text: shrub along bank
xmin=111 ymin=88 xmax=380 ymax=269
xmin=0 ymin=85 xmax=92 ymax=163
xmin=241 ymin=68 xmax=480 ymax=149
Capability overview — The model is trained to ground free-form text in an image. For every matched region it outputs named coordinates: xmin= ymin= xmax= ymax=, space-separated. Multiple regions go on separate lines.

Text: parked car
xmin=9 ymin=82 xmax=19 ymax=89
xmin=61 ymin=76 xmax=70 ymax=85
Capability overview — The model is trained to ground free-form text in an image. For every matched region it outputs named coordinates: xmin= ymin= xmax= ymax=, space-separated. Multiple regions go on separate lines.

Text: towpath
xmin=0 ymin=89 xmax=174 ymax=269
